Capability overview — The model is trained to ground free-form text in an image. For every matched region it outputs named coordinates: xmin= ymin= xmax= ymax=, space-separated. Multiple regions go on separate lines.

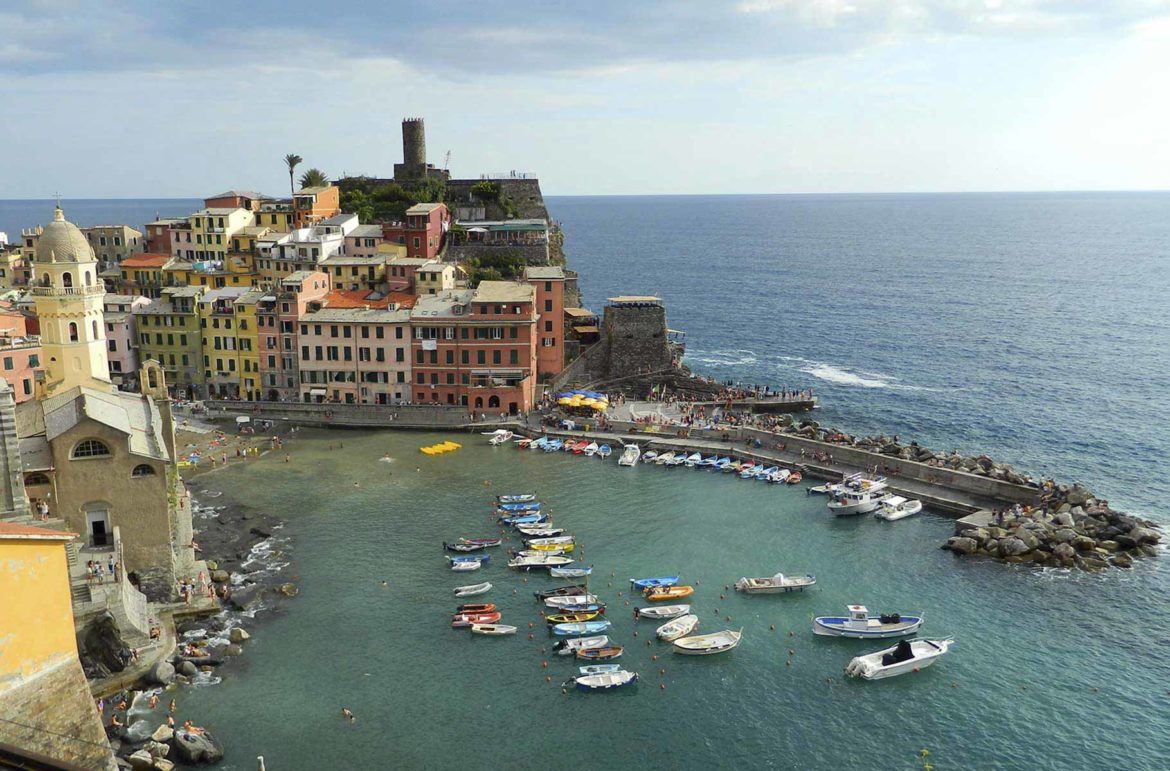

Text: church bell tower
xmin=31 ymin=206 xmax=112 ymax=396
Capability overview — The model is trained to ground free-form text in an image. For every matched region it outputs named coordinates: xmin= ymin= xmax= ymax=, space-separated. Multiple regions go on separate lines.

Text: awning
xmin=467 ymin=227 xmax=488 ymax=233
xmin=235 ymin=416 xmax=251 ymax=424
xmin=309 ymin=388 xmax=327 ymax=396
xmin=470 ymin=369 xmax=525 ymax=376
xmin=572 ymin=325 xmax=599 ymax=334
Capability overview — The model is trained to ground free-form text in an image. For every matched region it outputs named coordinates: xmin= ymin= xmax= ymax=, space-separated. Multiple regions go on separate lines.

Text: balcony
xmin=30 ymin=284 xmax=106 ymax=296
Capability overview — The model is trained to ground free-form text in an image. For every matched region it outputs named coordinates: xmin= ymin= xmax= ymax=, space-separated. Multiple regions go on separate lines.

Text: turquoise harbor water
xmin=179 ymin=431 xmax=1170 ymax=771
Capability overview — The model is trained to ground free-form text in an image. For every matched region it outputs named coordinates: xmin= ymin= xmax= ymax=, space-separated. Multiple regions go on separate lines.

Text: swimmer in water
xmin=342 ymin=707 xmax=355 ymax=721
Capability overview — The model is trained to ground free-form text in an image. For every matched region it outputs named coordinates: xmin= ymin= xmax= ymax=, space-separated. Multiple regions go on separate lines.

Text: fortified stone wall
xmin=604 ymin=304 xmax=674 ymax=378
xmin=447 ymin=178 xmax=550 ymax=221
xmin=0 ymin=659 xmax=118 ymax=770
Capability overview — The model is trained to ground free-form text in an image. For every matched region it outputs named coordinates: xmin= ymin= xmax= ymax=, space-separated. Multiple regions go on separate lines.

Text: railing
xmin=479 ymin=172 xmax=537 ymax=180
xmin=30 ymin=284 xmax=105 ymax=296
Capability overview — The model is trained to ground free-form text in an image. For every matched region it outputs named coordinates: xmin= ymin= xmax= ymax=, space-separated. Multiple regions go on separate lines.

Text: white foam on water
xmin=801 ymin=363 xmax=891 ymax=388
xmin=683 ymin=349 xmax=759 ymax=367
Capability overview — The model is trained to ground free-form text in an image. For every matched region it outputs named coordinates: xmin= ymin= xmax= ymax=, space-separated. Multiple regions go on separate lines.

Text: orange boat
xmin=456 ymin=603 xmax=496 ymax=614
xmin=575 ymin=646 xmax=624 ymax=661
xmin=452 ymin=611 xmax=502 ymax=628
xmin=644 ymin=585 xmax=694 ymax=602
xmin=786 ymin=471 xmax=803 ymax=485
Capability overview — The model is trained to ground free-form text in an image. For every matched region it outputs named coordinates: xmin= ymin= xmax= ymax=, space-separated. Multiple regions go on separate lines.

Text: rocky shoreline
xmin=104 ymin=474 xmax=297 ymax=769
xmin=942 ymin=482 xmax=1161 ymax=570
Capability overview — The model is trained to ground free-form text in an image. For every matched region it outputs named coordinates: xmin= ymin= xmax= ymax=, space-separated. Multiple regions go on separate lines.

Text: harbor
xmin=173 ymin=428 xmax=1170 ymax=770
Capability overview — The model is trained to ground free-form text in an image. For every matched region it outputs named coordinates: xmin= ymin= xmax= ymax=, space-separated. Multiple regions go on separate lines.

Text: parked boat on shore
xmin=630 ymin=576 xmax=679 ymax=590
xmin=641 ymin=450 xmax=659 ymax=463
xmin=845 ymin=639 xmax=953 ymax=680
xmin=813 ymin=605 xmax=923 ymax=638
xmin=550 ymin=619 xmax=612 ymax=637
xmin=544 ymin=594 xmax=599 ymax=608
xmin=578 ymin=664 xmax=621 ymax=676
xmin=618 ymin=444 xmax=641 ymax=467
xmin=535 ymin=584 xmax=589 ymax=600
xmin=597 ymin=444 xmax=612 ymax=459
xmin=497 ymin=493 xmax=536 ymax=504
xmin=451 ymin=611 xmax=501 ymax=628
xmin=459 ymin=537 xmax=502 ymax=547
xmin=644 ymin=585 xmax=694 ymax=602
xmin=576 ymin=646 xmax=623 ymax=661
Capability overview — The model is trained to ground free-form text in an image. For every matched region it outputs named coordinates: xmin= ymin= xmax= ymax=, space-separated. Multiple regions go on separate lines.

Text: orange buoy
xmin=651 ymin=655 xmax=658 ymax=661
xmin=786 ymin=660 xmax=791 ymax=666
xmin=788 ymin=649 xmax=795 ymax=656
xmin=545 ymin=675 xmax=552 ymax=682
xmin=660 ymin=683 xmax=666 ymax=690
xmin=542 ymin=661 xmax=549 ymax=668
xmin=770 ymin=624 xmax=776 ymax=631
xmin=659 ymin=668 xmax=666 ymax=675
xmin=720 ymin=594 xmax=725 ymax=600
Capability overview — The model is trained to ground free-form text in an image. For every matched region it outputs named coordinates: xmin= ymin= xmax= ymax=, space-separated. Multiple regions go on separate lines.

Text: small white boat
xmin=813 ymin=605 xmax=923 ymax=638
xmin=672 ymin=629 xmax=742 ymax=656
xmin=809 ymin=472 xmax=863 ymax=495
xmin=470 ymin=623 xmax=517 ymax=636
xmin=597 ymin=444 xmax=612 ymax=459
xmin=509 ymin=555 xmax=574 ymax=569
xmin=554 ymin=635 xmax=609 ymax=656
xmin=664 ymin=454 xmax=686 ymax=467
xmin=486 ymin=429 xmax=513 ymax=446
xmin=656 ymin=614 xmax=700 ymax=641
xmin=641 ymin=450 xmax=658 ymax=463
xmin=544 ymin=594 xmax=599 ymax=608
xmin=875 ymin=496 xmax=923 ymax=521
xmin=550 ymin=566 xmax=592 ymax=578
xmin=515 ymin=549 xmax=570 ymax=558
xmin=497 ymin=493 xmax=537 ymax=504
xmin=827 ymin=479 xmax=890 ymax=516
xmin=578 ymin=664 xmax=621 ymax=676
xmin=516 ymin=525 xmax=564 ymax=537
xmin=683 ymin=452 xmax=702 ymax=467
xmin=618 ymin=444 xmax=641 ymax=467
xmin=654 ymin=452 xmax=676 ymax=466
xmin=734 ymin=573 xmax=816 ymax=594
xmin=583 ymin=441 xmax=600 ymax=457
xmin=845 ymin=639 xmax=954 ymax=680
xmin=635 ymin=604 xmax=690 ymax=620
xmin=451 ymin=561 xmax=482 ymax=572
xmin=566 ymin=669 xmax=638 ymax=692
xmin=526 ymin=535 xmax=574 ymax=546
xmin=768 ymin=469 xmax=791 ymax=484
xmin=454 ymin=582 xmax=492 ymax=597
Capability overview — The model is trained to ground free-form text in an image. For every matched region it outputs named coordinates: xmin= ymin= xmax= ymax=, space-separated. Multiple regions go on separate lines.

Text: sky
xmin=2 ymin=0 xmax=1170 ymax=197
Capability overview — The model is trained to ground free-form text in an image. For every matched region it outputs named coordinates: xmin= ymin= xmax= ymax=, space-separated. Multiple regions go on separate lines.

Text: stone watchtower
xmin=31 ymin=206 xmax=112 ymax=397
xmin=393 ymin=118 xmax=449 ymax=182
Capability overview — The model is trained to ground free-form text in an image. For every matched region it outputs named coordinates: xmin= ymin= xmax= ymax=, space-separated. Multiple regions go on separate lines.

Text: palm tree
xmin=284 ymin=153 xmax=302 ymax=195
xmin=299 ymin=168 xmax=329 ymax=188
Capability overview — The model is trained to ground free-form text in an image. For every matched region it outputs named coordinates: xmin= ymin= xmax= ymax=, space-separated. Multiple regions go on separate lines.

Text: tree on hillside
xmin=284 ymin=153 xmax=303 ymax=196
xmin=299 ymin=168 xmax=329 ymax=188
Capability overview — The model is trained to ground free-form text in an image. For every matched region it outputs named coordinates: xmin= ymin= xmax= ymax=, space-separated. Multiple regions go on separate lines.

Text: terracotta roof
xmin=0 ymin=522 xmax=76 ymax=541
xmin=121 ymin=253 xmax=171 ymax=268
xmin=322 ymin=290 xmax=417 ymax=310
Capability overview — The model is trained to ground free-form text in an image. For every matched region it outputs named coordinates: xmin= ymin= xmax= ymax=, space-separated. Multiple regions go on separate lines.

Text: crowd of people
xmin=85 ymin=557 xmax=120 ymax=585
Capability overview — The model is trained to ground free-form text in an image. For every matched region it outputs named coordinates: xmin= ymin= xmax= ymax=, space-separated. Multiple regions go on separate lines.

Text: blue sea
xmin=4 ymin=194 xmax=1169 ymax=769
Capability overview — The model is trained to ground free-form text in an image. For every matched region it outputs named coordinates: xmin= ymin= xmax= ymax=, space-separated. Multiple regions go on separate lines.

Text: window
xmin=24 ymin=472 xmax=50 ymax=486
xmin=2 ymin=357 xmax=10 ymax=371
xmin=492 ymin=350 xmax=501 ymax=365
xmin=68 ymin=322 xmax=79 ymax=342
xmin=545 ymin=320 xmax=553 ymax=332
xmin=396 ymin=348 xmax=404 ymax=363
xmin=477 ymin=350 xmax=485 ymax=365
xmin=509 ymin=350 xmax=518 ymax=365
xmin=545 ymin=299 xmax=553 ymax=312
xmin=28 ymin=354 xmax=39 ymax=368
xmin=131 ymin=464 xmax=155 ymax=477
xmin=72 ymin=439 xmax=111 ymax=459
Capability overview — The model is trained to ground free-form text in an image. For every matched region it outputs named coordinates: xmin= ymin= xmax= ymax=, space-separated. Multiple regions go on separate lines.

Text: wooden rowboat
xmin=575 ymin=646 xmax=623 ymax=661
xmin=644 ymin=585 xmax=694 ymax=602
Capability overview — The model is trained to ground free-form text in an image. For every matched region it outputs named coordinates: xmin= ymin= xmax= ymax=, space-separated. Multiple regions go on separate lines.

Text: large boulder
xmin=961 ymin=528 xmax=989 ymax=543
xmin=228 ymin=627 xmax=250 ymax=644
xmin=1066 ymin=488 xmax=1091 ymax=507
xmin=1115 ymin=535 xmax=1139 ymax=550
xmin=1052 ymin=528 xmax=1078 ymax=544
xmin=1053 ymin=543 xmax=1076 ymax=561
xmin=170 ymin=731 xmax=224 ymax=765
xmin=151 ymin=725 xmax=174 ymax=743
xmin=148 ymin=660 xmax=175 ymax=686
xmin=226 ymin=584 xmax=264 ymax=612
xmin=1072 ymin=536 xmax=1098 ymax=553
xmin=1131 ymin=527 xmax=1160 ymax=545
xmin=1110 ymin=553 xmax=1134 ymax=569
xmin=144 ymin=740 xmax=170 ymax=759
xmin=279 ymin=583 xmax=299 ymax=597
xmin=129 ymin=750 xmax=155 ymax=771
xmin=177 ymin=660 xmax=198 ymax=677
xmin=209 ymin=570 xmax=230 ymax=584
xmin=223 ymin=644 xmax=243 ymax=657
xmin=153 ymin=760 xmax=176 ymax=771
xmin=947 ymin=537 xmax=978 ymax=555
xmin=998 ymin=537 xmax=1030 ymax=557
xmin=1053 ymin=510 xmax=1075 ymax=528
xmin=125 ymin=719 xmax=155 ymax=743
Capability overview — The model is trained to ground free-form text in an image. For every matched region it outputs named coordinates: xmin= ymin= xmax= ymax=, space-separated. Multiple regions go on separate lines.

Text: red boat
xmin=452 ymin=611 xmax=502 ymax=628
xmin=786 ymin=471 xmax=803 ymax=485
xmin=571 ymin=440 xmax=590 ymax=454
xmin=456 ymin=603 xmax=496 ymax=614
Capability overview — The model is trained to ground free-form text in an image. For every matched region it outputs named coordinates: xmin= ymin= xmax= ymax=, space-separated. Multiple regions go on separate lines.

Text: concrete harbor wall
xmin=204 ymin=401 xmax=469 ymax=430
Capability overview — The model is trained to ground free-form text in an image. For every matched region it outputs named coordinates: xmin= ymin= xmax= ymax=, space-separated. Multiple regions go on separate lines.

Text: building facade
xmin=298 ymin=307 xmax=412 ymax=404
xmin=133 ymin=286 xmax=206 ymax=397
xmin=257 ymin=270 xmax=331 ymax=402
xmin=525 ymin=266 xmax=566 ymax=379
xmin=103 ymin=295 xmax=150 ymax=387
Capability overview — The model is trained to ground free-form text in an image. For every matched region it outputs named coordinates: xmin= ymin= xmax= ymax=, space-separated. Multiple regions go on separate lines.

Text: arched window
xmin=488 ymin=395 xmax=500 ymax=409
xmin=131 ymin=464 xmax=155 ymax=477
xmin=72 ymin=439 xmax=111 ymax=459
xmin=68 ymin=322 xmax=78 ymax=342
xmin=40 ymin=273 xmax=50 ymax=287
xmin=24 ymin=472 xmax=50 ymax=486
xmin=84 ymin=271 xmax=92 ymax=286
xmin=62 ymin=272 xmax=73 ymax=288
xmin=474 ymin=396 xmax=484 ymax=409
xmin=92 ymin=320 xmax=99 ymax=339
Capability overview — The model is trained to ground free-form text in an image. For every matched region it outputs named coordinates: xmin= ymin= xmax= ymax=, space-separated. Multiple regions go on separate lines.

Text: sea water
xmin=178 ymin=431 xmax=1170 ymax=770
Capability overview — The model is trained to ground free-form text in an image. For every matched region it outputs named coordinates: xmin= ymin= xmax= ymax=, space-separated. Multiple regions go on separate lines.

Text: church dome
xmin=35 ymin=207 xmax=94 ymax=264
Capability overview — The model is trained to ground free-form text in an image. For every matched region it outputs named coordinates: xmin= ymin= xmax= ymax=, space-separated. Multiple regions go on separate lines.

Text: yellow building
xmin=188 ymin=207 xmax=256 ymax=261
xmin=198 ymin=287 xmax=262 ymax=399
xmin=135 ymin=286 xmax=206 ymax=397
xmin=0 ymin=522 xmax=117 ymax=770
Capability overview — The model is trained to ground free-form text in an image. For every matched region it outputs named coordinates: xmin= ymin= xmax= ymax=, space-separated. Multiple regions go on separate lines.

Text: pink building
xmin=0 ymin=311 xmax=42 ymax=403
xmin=345 ymin=224 xmax=384 ymax=258
xmin=256 ymin=270 xmax=331 ymax=402
xmin=298 ymin=306 xmax=412 ymax=404
xmin=103 ymin=294 xmax=151 ymax=386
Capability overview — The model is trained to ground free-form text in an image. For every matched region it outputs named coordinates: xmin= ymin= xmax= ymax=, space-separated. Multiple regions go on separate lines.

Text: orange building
xmin=292 ymin=185 xmax=341 ymax=228
xmin=524 ymin=266 xmax=566 ymax=379
xmin=409 ymin=281 xmax=537 ymax=413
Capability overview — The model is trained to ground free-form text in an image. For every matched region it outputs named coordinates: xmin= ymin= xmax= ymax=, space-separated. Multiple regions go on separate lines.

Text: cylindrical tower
xmin=402 ymin=118 xmax=426 ymax=169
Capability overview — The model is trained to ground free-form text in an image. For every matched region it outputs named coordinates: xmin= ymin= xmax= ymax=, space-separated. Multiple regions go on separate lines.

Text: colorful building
xmin=81 ymin=223 xmax=144 ymax=269
xmin=292 ymin=184 xmax=341 ymax=228
xmin=257 ymin=270 xmax=331 ymax=402
xmin=345 ymin=223 xmax=384 ymax=258
xmin=0 ymin=522 xmax=117 ymax=771
xmin=184 ymin=207 xmax=256 ymax=262
xmin=298 ymin=306 xmax=412 ymax=404
xmin=133 ymin=286 xmax=206 ymax=397
xmin=384 ymin=253 xmax=427 ymax=292
xmin=382 ymin=202 xmax=448 ymax=260
xmin=198 ymin=287 xmax=262 ymax=399
xmin=145 ymin=216 xmax=186 ymax=254
xmin=255 ymin=216 xmax=353 ymax=286
xmin=409 ymin=281 xmax=537 ymax=412
xmin=0 ymin=311 xmax=41 ymax=402
xmin=115 ymin=252 xmax=180 ymax=297
xmin=415 ymin=260 xmax=458 ymax=295
xmin=103 ymin=294 xmax=151 ymax=386
xmin=524 ymin=265 xmax=567 ymax=379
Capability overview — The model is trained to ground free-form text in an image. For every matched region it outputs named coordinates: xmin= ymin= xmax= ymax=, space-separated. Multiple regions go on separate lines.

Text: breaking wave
xmin=801 ymin=363 xmax=891 ymax=388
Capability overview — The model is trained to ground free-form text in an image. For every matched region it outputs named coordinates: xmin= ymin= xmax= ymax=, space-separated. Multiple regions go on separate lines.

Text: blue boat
xmin=629 ymin=576 xmax=680 ymax=590
xmin=545 ymin=439 xmax=564 ymax=452
xmin=448 ymin=554 xmax=489 ymax=565
xmin=558 ymin=603 xmax=605 ymax=613
xmin=550 ymin=620 xmax=612 ymax=637
xmin=501 ymin=513 xmax=549 ymax=526
xmin=713 ymin=457 xmax=732 ymax=471
xmin=531 ymin=437 xmax=550 ymax=450
xmin=568 ymin=669 xmax=638 ymax=691
xmin=498 ymin=501 xmax=541 ymax=512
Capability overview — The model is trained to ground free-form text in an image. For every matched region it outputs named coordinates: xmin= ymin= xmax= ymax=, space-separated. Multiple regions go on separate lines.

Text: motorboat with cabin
xmin=845 ymin=638 xmax=953 ymax=680
xmin=813 ymin=605 xmax=923 ymax=638
xmin=827 ymin=478 xmax=890 ymax=516
xmin=874 ymin=496 xmax=923 ymax=521
xmin=734 ymin=573 xmax=816 ymax=594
